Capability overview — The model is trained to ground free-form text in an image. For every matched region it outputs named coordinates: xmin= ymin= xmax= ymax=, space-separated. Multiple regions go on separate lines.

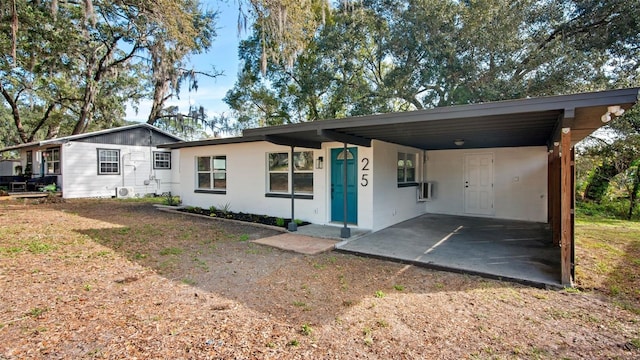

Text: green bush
xmin=576 ymin=199 xmax=639 ymax=220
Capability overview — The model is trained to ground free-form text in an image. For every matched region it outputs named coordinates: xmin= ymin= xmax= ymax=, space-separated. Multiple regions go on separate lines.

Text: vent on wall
xmin=116 ymin=186 xmax=135 ymax=199
xmin=417 ymin=182 xmax=433 ymax=202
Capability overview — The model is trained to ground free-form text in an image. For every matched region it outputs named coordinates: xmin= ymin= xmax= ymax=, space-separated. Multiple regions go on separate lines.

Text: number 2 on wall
xmin=361 ymin=158 xmax=370 ymax=186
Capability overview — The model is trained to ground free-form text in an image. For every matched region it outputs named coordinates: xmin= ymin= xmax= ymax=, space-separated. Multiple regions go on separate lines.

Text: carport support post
xmin=560 ymin=128 xmax=573 ymax=286
xmin=341 ymin=142 xmax=351 ymax=238
xmin=288 ymin=146 xmax=298 ymax=232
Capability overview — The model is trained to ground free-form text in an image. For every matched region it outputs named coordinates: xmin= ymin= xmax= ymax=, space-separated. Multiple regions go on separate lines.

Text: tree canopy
xmin=0 ymin=0 xmax=217 ymax=146
xmin=226 ymin=0 xmax=640 ymax=129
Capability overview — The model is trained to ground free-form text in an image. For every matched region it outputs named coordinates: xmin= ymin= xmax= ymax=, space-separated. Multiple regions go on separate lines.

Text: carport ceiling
xmin=243 ymin=88 xmax=639 ymax=151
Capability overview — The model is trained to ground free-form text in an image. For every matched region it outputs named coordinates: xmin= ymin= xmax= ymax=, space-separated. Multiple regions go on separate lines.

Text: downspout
xmin=288 ymin=145 xmax=297 ymax=231
xmin=341 ymin=142 xmax=351 ymax=238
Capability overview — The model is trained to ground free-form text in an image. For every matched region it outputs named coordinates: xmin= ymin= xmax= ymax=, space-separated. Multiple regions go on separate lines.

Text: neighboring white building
xmin=0 ymin=124 xmax=182 ymax=198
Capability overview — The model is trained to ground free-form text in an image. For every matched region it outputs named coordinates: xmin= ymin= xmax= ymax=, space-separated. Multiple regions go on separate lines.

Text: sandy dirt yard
xmin=0 ymin=199 xmax=638 ymax=359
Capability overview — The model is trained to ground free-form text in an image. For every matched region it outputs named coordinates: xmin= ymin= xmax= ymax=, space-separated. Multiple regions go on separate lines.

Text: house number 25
xmin=361 ymin=158 xmax=370 ymax=186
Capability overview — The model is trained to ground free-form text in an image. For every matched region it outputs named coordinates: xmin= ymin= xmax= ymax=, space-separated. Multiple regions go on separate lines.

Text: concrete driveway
xmin=335 ymin=213 xmax=560 ymax=288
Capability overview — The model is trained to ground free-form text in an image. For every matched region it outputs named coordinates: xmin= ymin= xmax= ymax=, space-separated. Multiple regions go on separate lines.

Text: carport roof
xmin=161 ymin=88 xmax=639 ymax=150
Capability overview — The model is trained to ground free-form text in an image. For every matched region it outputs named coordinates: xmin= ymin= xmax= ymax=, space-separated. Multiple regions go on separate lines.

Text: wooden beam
xmin=317 ymin=129 xmax=371 ymax=147
xmin=560 ymin=128 xmax=573 ymax=286
xmin=550 ymin=143 xmax=561 ymax=246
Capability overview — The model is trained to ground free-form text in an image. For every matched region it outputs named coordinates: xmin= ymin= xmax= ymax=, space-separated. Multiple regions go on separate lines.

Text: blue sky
xmin=125 ymin=1 xmax=246 ymax=123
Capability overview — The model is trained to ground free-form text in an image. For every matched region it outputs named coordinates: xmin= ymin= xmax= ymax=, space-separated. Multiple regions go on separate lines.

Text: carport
xmin=246 ymin=88 xmax=639 ymax=286
xmin=334 ymin=214 xmax=559 ymax=288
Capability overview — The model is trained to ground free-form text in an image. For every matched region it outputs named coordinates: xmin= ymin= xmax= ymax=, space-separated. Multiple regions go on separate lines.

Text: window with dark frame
xmin=196 ymin=156 xmax=226 ymax=190
xmin=43 ymin=147 xmax=61 ymax=175
xmin=153 ymin=152 xmax=171 ymax=169
xmin=97 ymin=149 xmax=120 ymax=175
xmin=25 ymin=150 xmax=33 ymax=175
xmin=267 ymin=151 xmax=314 ymax=194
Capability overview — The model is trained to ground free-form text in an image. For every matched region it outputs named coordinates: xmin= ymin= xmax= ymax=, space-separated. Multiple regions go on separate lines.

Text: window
xmin=196 ymin=156 xmax=226 ymax=190
xmin=97 ymin=149 xmax=120 ymax=175
xmin=43 ymin=147 xmax=61 ymax=175
xmin=397 ymin=152 xmax=416 ymax=184
xmin=25 ymin=150 xmax=33 ymax=175
xmin=267 ymin=151 xmax=313 ymax=194
xmin=153 ymin=152 xmax=171 ymax=169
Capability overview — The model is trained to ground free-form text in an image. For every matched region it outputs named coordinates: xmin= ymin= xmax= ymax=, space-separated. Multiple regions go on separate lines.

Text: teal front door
xmin=331 ymin=147 xmax=357 ymax=223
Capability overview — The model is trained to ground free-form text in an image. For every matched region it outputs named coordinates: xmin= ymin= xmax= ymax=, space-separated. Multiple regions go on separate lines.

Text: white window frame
xmin=196 ymin=155 xmax=226 ymax=191
xmin=397 ymin=152 xmax=417 ymax=184
xmin=153 ymin=152 xmax=171 ymax=169
xmin=97 ymin=148 xmax=120 ymax=175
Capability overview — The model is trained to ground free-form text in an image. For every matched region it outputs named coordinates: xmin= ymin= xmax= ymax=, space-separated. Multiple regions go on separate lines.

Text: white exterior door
xmin=464 ymin=154 xmax=494 ymax=215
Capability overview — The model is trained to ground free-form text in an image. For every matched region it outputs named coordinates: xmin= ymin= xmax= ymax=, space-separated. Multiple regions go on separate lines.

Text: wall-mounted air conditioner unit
xmin=116 ymin=186 xmax=135 ymax=199
xmin=417 ymin=182 xmax=433 ymax=202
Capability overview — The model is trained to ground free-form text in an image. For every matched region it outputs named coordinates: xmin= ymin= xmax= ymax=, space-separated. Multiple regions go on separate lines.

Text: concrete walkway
xmin=335 ymin=214 xmax=561 ymax=288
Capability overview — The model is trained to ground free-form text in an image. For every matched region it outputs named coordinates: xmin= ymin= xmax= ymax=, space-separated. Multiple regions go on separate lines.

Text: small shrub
xmin=163 ymin=192 xmax=181 ymax=206
xmin=276 ymin=218 xmax=285 ymax=227
xmin=393 ymin=284 xmax=404 ymax=291
xmin=288 ymin=339 xmax=299 ymax=347
xmin=209 ymin=205 xmax=218 ymax=212
xmin=374 ymin=290 xmax=386 ymax=298
xmin=218 ymin=202 xmax=232 ymax=214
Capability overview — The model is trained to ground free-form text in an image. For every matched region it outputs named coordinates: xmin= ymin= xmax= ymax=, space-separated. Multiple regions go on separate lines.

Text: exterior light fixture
xmin=608 ymin=105 xmax=625 ymax=117
xmin=316 ymin=156 xmax=324 ymax=169
xmin=454 ymin=139 xmax=465 ymax=146
xmin=602 ymin=105 xmax=625 ymax=123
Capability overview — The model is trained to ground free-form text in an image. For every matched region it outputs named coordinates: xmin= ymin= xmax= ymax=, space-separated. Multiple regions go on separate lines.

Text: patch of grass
xmin=393 ymin=284 xmax=404 ymax=291
xmin=181 ymin=278 xmax=197 ymax=286
xmin=300 ymin=324 xmax=313 ymax=336
xmin=376 ymin=319 xmax=389 ymax=328
xmin=238 ymin=234 xmax=250 ymax=242
xmin=575 ymin=215 xmax=640 ymax=313
xmin=629 ymin=338 xmax=640 ymax=349
xmin=26 ymin=307 xmax=48 ymax=318
xmin=362 ymin=327 xmax=373 ymax=346
xmin=133 ymin=252 xmax=147 ymax=260
xmin=26 ymin=240 xmax=53 ymax=254
xmin=293 ymin=301 xmax=306 ymax=307
xmin=0 ymin=246 xmax=23 ymax=255
xmin=287 ymin=339 xmax=299 ymax=347
xmin=192 ymin=257 xmax=209 ymax=271
xmin=374 ymin=290 xmax=385 ymax=298
xmin=159 ymin=247 xmax=183 ymax=256
xmin=84 ymin=284 xmax=92 ymax=291
xmin=116 ymin=227 xmax=131 ymax=235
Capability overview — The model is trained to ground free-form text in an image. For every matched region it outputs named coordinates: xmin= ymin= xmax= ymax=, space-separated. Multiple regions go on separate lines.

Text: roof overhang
xmin=0 ymin=123 xmax=184 ymax=153
xmin=240 ymin=88 xmax=639 ymax=150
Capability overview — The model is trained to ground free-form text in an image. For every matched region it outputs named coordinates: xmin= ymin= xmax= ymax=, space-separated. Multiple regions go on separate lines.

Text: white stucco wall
xmin=424 ymin=146 xmax=548 ymax=222
xmin=370 ymin=140 xmax=427 ymax=231
xmin=174 ymin=141 xmax=328 ymax=224
xmin=61 ymin=142 xmax=173 ymax=198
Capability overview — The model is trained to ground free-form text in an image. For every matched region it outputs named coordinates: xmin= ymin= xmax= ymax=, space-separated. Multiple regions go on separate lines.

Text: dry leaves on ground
xmin=0 ymin=199 xmax=639 ymax=359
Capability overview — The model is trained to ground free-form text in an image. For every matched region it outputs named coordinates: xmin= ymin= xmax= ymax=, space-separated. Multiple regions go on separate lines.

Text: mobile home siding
xmin=61 ymin=142 xmax=173 ymax=198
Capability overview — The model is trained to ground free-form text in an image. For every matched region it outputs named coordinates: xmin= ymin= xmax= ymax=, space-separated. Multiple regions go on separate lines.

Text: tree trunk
xmin=628 ymin=165 xmax=640 ymax=220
